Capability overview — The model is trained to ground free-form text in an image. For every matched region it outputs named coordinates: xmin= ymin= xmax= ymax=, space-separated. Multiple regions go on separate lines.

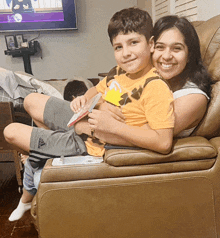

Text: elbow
xmin=156 ymin=140 xmax=173 ymax=155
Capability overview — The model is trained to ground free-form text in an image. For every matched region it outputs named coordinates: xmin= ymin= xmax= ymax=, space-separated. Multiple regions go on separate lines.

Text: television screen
xmin=0 ymin=0 xmax=77 ymax=32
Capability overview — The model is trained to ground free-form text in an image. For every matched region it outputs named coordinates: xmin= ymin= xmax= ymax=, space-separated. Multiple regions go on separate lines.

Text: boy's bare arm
xmin=88 ymin=109 xmax=173 ymax=154
xmin=74 ymin=102 xmax=125 ymax=137
xmin=75 ymin=120 xmax=134 ymax=146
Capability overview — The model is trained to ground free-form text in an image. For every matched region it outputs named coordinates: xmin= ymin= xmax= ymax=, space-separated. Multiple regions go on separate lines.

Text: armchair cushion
xmin=192 ymin=81 xmax=220 ymax=139
xmin=104 ymin=136 xmax=217 ymax=167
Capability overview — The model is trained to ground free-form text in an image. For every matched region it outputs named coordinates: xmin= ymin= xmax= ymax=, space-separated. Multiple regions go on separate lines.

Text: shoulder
xmin=106 ymin=66 xmax=126 ymax=84
xmin=145 ymin=79 xmax=171 ymax=92
xmin=142 ymin=79 xmax=173 ymax=102
xmin=174 ymin=81 xmax=209 ymax=100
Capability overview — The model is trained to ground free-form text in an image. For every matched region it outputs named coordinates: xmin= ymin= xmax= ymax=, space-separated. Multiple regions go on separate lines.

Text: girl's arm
xmin=173 ymin=94 xmax=208 ymax=136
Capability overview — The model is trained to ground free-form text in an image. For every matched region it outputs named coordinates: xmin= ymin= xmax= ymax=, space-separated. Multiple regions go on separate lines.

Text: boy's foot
xmin=9 ymin=199 xmax=32 ymax=221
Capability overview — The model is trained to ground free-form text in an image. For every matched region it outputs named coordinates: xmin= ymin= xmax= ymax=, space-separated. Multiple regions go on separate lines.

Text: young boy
xmin=5 ymin=7 xmax=174 ymax=222
xmin=71 ymin=7 xmax=174 ymax=155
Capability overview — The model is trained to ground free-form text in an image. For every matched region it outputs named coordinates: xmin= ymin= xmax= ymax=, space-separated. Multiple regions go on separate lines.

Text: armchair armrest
xmin=104 ymin=136 xmax=217 ymax=166
xmin=39 ymin=136 xmax=217 ymax=184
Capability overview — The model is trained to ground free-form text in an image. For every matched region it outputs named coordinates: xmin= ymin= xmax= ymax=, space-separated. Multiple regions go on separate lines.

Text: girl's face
xmin=151 ymin=27 xmax=188 ymax=80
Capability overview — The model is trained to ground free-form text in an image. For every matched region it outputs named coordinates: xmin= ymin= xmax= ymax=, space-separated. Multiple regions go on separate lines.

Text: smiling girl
xmin=150 ymin=15 xmax=212 ymax=137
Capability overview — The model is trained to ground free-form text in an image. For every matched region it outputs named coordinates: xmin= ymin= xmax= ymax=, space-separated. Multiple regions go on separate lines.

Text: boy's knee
xmin=23 ymin=93 xmax=36 ymax=112
xmin=24 ymin=93 xmax=50 ymax=116
xmin=3 ymin=123 xmax=19 ymax=143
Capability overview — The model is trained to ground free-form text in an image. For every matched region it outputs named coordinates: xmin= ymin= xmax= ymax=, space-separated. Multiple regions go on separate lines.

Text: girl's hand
xmin=70 ymin=95 xmax=87 ymax=112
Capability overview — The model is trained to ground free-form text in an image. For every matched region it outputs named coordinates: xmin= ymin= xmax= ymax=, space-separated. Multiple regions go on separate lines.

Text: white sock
xmin=9 ymin=198 xmax=32 ymax=221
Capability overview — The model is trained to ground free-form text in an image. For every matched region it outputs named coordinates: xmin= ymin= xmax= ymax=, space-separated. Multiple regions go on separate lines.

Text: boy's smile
xmin=112 ymin=32 xmax=153 ymax=79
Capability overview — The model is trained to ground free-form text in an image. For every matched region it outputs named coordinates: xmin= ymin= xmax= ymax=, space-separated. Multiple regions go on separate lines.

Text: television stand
xmin=4 ymin=41 xmax=40 ymax=75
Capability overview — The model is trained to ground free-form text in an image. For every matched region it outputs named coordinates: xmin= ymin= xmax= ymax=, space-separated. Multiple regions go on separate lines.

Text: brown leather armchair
xmin=31 ymin=15 xmax=220 ymax=238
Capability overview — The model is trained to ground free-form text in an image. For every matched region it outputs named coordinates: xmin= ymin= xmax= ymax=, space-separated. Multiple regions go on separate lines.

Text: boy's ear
xmin=149 ymin=36 xmax=155 ymax=53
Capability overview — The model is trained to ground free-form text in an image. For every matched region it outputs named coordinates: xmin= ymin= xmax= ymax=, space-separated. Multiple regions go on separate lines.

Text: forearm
xmin=75 ymin=118 xmax=133 ymax=145
xmin=105 ymin=120 xmax=173 ymax=154
xmin=88 ymin=109 xmax=173 ymax=154
xmin=94 ymin=130 xmax=134 ymax=146
xmin=84 ymin=86 xmax=99 ymax=101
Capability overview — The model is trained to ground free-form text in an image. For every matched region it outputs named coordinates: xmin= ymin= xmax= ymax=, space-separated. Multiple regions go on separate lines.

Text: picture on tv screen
xmin=0 ymin=0 xmax=77 ymax=32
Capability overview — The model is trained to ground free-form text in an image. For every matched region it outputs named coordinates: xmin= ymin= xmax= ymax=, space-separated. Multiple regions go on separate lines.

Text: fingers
xmin=88 ymin=112 xmax=98 ymax=129
xmin=70 ymin=95 xmax=86 ymax=112
xmin=110 ymin=111 xmax=125 ymax=122
xmin=88 ymin=109 xmax=121 ymax=133
xmin=99 ymin=102 xmax=125 ymax=122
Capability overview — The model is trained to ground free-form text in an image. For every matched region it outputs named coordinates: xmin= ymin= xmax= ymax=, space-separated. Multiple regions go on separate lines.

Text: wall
xmin=137 ymin=0 xmax=152 ymax=17
xmin=0 ymin=0 xmax=137 ymax=81
xmin=197 ymin=0 xmax=220 ymax=21
xmin=149 ymin=0 xmax=220 ymax=22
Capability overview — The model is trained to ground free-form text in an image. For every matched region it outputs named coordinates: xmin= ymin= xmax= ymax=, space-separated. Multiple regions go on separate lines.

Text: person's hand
xmin=88 ymin=109 xmax=121 ymax=134
xmin=70 ymin=95 xmax=87 ymax=112
xmin=97 ymin=101 xmax=125 ymax=123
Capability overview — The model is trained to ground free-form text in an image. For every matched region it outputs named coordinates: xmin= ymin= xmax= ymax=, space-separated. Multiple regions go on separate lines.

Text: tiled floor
xmin=0 ymin=174 xmax=38 ymax=238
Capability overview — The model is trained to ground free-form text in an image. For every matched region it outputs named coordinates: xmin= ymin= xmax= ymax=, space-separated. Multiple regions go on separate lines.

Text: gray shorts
xmin=29 ymin=96 xmax=87 ymax=169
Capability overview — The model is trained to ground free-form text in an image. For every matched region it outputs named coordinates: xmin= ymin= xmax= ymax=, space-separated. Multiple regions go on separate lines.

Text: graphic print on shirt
xmin=104 ymin=66 xmax=162 ymax=107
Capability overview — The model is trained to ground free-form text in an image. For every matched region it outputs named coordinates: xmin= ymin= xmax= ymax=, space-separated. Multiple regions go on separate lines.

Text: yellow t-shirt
xmin=85 ymin=67 xmax=174 ymax=156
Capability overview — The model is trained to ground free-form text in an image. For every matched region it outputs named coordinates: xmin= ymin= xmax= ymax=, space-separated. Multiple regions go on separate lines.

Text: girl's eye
xmin=173 ymin=47 xmax=182 ymax=52
xmin=155 ymin=45 xmax=164 ymax=50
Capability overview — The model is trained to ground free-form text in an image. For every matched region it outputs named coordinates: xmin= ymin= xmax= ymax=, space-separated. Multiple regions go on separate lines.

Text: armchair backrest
xmin=191 ymin=15 xmax=220 ymax=139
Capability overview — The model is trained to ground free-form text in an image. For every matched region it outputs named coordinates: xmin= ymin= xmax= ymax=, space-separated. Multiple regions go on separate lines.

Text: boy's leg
xmin=24 ymin=93 xmax=50 ymax=129
xmin=9 ymin=159 xmax=36 ymax=221
xmin=8 ymin=192 xmax=33 ymax=221
xmin=3 ymin=123 xmax=33 ymax=152
xmin=24 ymin=93 xmax=74 ymax=131
xmin=21 ymin=188 xmax=34 ymax=203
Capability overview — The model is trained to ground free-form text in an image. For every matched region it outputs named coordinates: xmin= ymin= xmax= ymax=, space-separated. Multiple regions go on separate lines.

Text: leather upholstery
xmin=191 ymin=15 xmax=220 ymax=138
xmin=31 ymin=15 xmax=220 ymax=238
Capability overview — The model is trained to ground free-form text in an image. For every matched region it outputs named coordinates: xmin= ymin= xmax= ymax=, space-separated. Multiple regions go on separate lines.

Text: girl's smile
xmin=151 ymin=27 xmax=188 ymax=80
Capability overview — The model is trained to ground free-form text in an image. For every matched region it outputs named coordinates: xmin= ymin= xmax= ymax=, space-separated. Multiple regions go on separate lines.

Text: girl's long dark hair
xmin=152 ymin=15 xmax=212 ymax=97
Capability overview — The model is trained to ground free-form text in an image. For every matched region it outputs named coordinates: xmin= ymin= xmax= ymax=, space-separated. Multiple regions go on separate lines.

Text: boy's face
xmin=112 ymin=32 xmax=153 ymax=79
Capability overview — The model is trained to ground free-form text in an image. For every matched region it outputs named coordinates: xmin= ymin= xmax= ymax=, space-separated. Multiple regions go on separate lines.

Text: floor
xmin=0 ymin=165 xmax=38 ymax=238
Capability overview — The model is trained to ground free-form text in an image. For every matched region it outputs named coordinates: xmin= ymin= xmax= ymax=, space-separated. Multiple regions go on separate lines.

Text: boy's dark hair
xmin=108 ymin=7 xmax=153 ymax=44
xmin=152 ymin=15 xmax=212 ymax=97
xmin=64 ymin=80 xmax=88 ymax=101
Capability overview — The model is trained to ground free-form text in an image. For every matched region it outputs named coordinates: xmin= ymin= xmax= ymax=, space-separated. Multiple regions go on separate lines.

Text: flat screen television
xmin=0 ymin=0 xmax=77 ymax=32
